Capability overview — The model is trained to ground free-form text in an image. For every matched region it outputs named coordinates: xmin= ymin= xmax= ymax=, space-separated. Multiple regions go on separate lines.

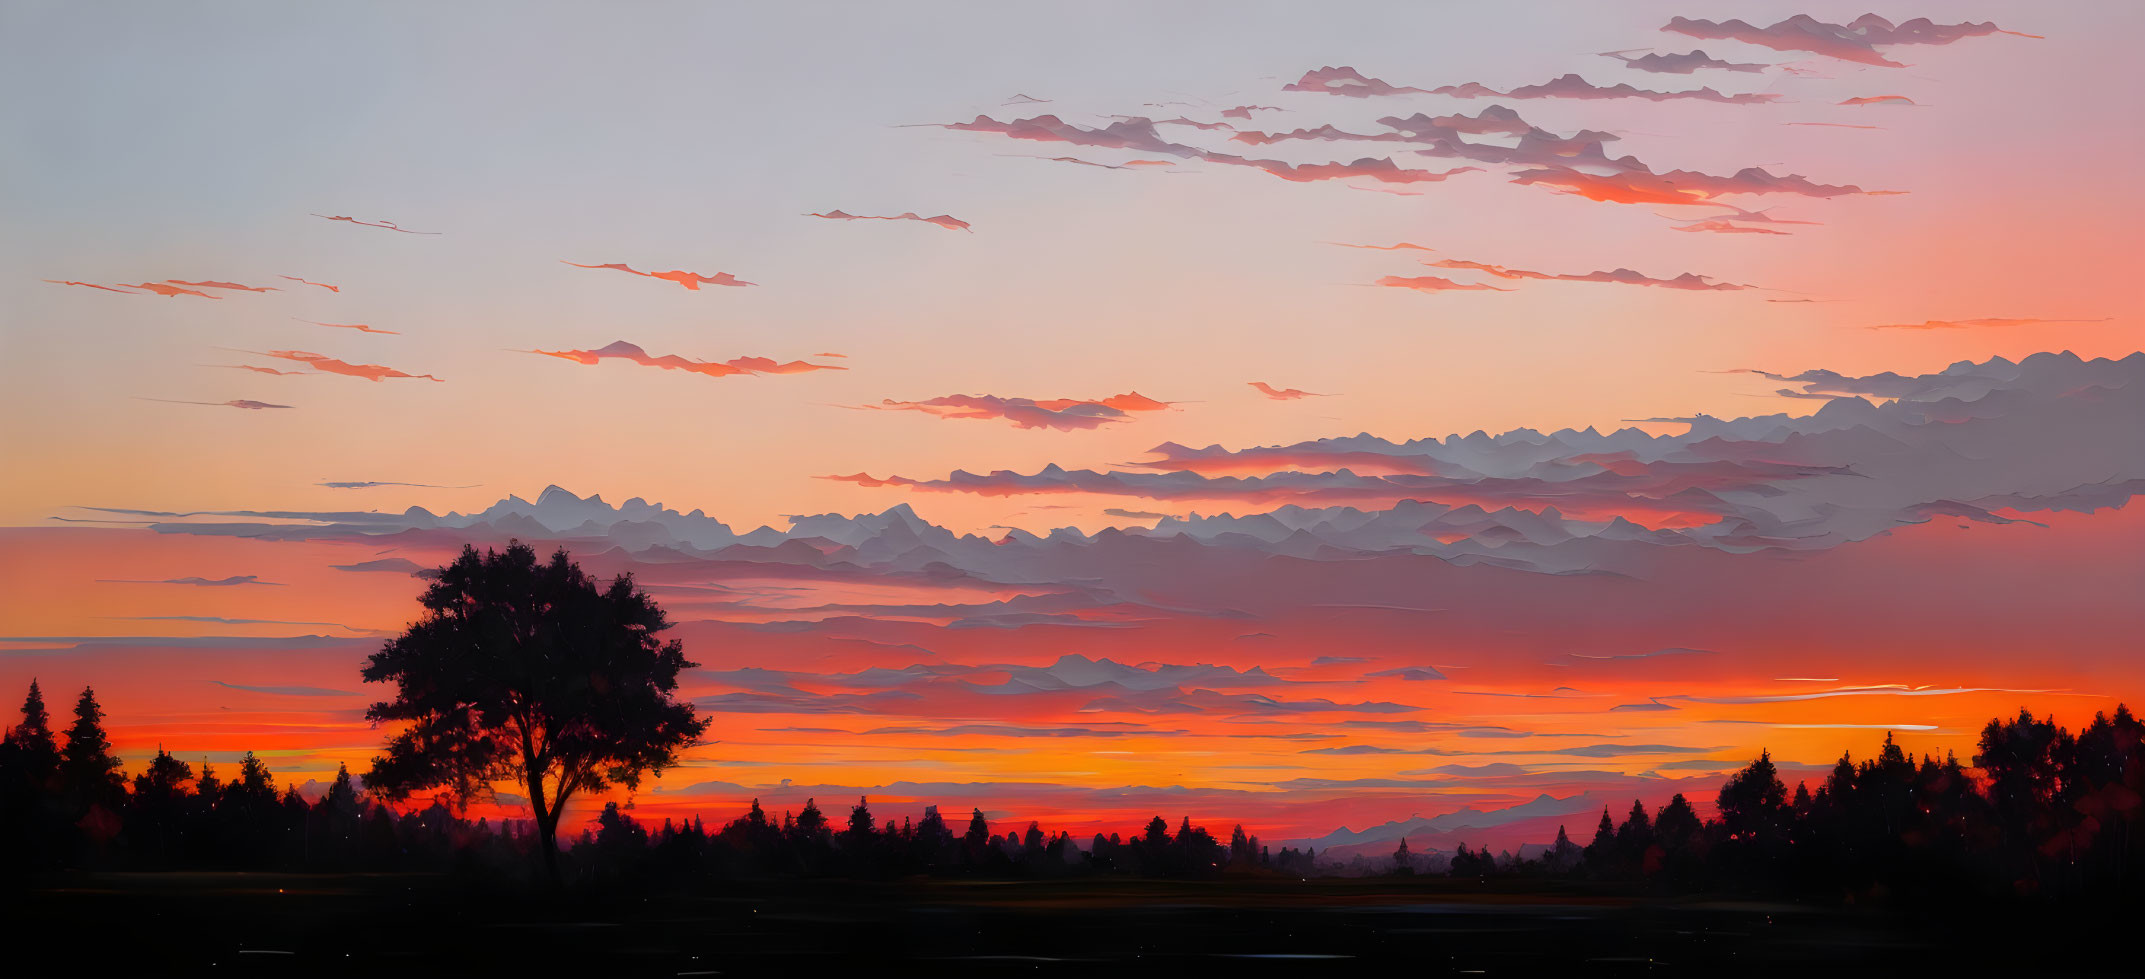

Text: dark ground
xmin=0 ymin=872 xmax=2118 ymax=977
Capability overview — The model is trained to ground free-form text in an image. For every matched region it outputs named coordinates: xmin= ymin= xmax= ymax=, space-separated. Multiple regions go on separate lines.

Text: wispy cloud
xmin=561 ymin=261 xmax=754 ymax=290
xmin=312 ymin=213 xmax=440 ymax=234
xmin=1249 ymin=382 xmax=1330 ymax=400
xmin=808 ymin=210 xmax=972 ymax=232
xmin=1863 ymin=316 xmax=2111 ymax=332
xmin=137 ymin=398 xmax=294 ymax=410
xmin=257 ymin=350 xmax=441 ymax=382
xmin=1374 ymin=275 xmax=1514 ymax=294
xmin=97 ymin=575 xmax=282 ymax=587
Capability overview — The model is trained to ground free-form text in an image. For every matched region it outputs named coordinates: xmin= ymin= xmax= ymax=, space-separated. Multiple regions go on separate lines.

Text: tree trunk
xmin=538 ymin=818 xmax=560 ymax=886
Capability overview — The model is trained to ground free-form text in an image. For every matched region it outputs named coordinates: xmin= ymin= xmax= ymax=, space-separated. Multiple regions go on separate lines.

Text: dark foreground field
xmin=5 ymin=872 xmax=2114 ymax=977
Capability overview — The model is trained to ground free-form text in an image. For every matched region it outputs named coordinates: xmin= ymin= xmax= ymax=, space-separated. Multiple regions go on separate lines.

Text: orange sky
xmin=1 ymin=2 xmax=2140 ymax=848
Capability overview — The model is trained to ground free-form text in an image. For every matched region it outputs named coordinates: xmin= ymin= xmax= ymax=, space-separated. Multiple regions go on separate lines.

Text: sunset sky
xmin=2 ymin=1 xmax=2139 ymax=853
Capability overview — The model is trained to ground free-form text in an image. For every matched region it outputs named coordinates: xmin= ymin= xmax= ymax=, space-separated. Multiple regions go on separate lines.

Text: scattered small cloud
xmin=98 ymin=575 xmax=282 ymax=587
xmin=807 ymin=210 xmax=972 ymax=232
xmin=1662 ymin=15 xmax=2039 ymax=68
xmin=312 ymin=213 xmax=440 ymax=234
xmin=210 ymin=680 xmax=358 ymax=697
xmin=527 ymin=341 xmax=842 ymax=379
xmin=1864 ymin=317 xmax=2110 ymax=332
xmin=561 ymin=261 xmax=754 ymax=290
xmin=137 ymin=398 xmax=293 ymax=410
xmin=852 ymin=392 xmax=1172 ymax=431
xmin=1374 ymin=275 xmax=1514 ymax=294
xmin=1598 ymin=49 xmax=1770 ymax=74
xmin=257 ymin=350 xmax=441 ymax=382
xmin=297 ymin=318 xmax=399 ymax=335
xmin=1249 ymin=381 xmax=1330 ymax=400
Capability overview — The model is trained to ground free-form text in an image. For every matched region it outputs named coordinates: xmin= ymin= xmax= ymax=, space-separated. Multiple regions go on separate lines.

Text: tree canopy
xmin=360 ymin=541 xmax=708 ymax=879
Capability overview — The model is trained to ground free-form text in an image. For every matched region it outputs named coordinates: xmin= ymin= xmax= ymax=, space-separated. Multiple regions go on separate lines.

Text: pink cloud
xmin=1250 ymin=382 xmax=1329 ymax=401
xmin=1280 ymin=66 xmax=1430 ymax=98
xmin=1324 ymin=241 xmax=1436 ymax=252
xmin=1671 ymin=220 xmax=1791 ymax=235
xmin=167 ymin=279 xmax=279 ymax=292
xmin=1433 ymin=74 xmax=1781 ymax=104
xmin=1862 ymin=317 xmax=2111 ymax=332
xmin=561 ymin=261 xmax=754 ymax=290
xmin=1421 ymin=258 xmax=1756 ymax=290
xmin=138 ymin=398 xmax=293 ymax=410
xmin=120 ymin=282 xmax=221 ymax=299
xmin=856 ymin=393 xmax=1172 ymax=431
xmin=527 ymin=341 xmax=844 ymax=379
xmin=808 ymin=210 xmax=972 ymax=232
xmin=1598 ymin=49 xmax=1770 ymax=74
xmin=258 ymin=350 xmax=443 ymax=382
xmin=298 ymin=319 xmax=399 ymax=335
xmin=43 ymin=279 xmax=139 ymax=295
xmin=1510 ymin=165 xmax=1883 ymax=204
xmin=1662 ymin=14 xmax=2040 ymax=68
xmin=1374 ymin=275 xmax=1514 ymax=294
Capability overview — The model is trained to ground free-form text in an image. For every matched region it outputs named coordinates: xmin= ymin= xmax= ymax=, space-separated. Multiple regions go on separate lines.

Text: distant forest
xmin=3 ymin=679 xmax=2141 ymax=902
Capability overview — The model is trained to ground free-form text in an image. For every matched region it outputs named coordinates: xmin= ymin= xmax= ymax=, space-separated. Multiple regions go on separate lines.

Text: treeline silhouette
xmin=4 ymin=679 xmax=2141 ymax=902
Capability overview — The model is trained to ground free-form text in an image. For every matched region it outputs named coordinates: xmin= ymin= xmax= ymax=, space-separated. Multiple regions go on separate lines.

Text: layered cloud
xmin=1509 ymin=165 xmax=1882 ymax=204
xmin=1662 ymin=15 xmax=2039 ymax=68
xmin=1280 ymin=66 xmax=1430 ymax=98
xmin=854 ymin=392 xmax=1171 ymax=431
xmin=1417 ymin=257 xmax=1755 ymax=291
xmin=528 ymin=341 xmax=843 ymax=379
xmin=937 ymin=114 xmax=1476 ymax=185
xmin=1432 ymin=74 xmax=1781 ymax=104
xmin=1599 ymin=49 xmax=1769 ymax=74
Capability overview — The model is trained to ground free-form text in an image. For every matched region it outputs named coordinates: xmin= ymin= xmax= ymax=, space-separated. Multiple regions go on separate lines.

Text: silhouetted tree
xmin=132 ymin=747 xmax=192 ymax=801
xmin=1548 ymin=824 xmax=1583 ymax=872
xmin=1584 ymin=806 xmax=1616 ymax=871
xmin=59 ymin=686 xmax=122 ymax=804
xmin=846 ymin=796 xmax=876 ymax=847
xmin=1717 ymin=750 xmax=1788 ymax=842
xmin=6 ymin=679 xmax=60 ymax=784
xmin=359 ymin=542 xmax=708 ymax=883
